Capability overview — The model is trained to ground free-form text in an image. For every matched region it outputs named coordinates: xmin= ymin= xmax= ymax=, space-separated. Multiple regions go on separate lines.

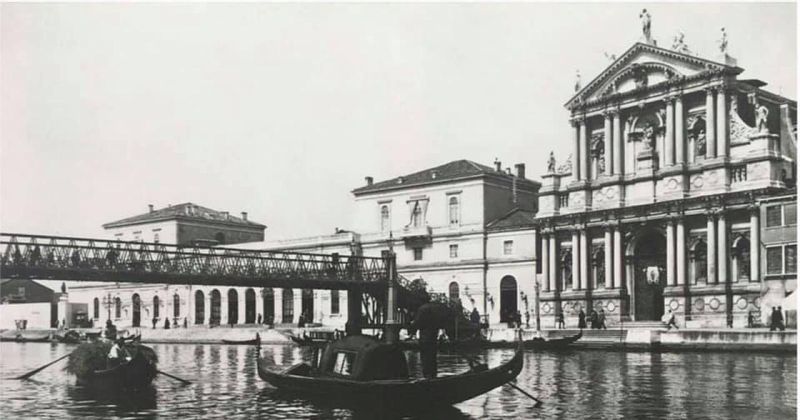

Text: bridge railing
xmin=0 ymin=233 xmax=389 ymax=287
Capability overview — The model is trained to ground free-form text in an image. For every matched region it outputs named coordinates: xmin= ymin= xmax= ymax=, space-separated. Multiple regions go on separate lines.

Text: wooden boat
xmin=257 ymin=334 xmax=523 ymax=411
xmin=222 ymin=334 xmax=260 ymax=345
xmin=397 ymin=336 xmax=489 ymax=351
xmin=0 ymin=333 xmax=52 ymax=343
xmin=55 ymin=330 xmax=82 ymax=344
xmin=76 ymin=346 xmax=158 ymax=391
xmin=289 ymin=335 xmax=328 ymax=348
xmin=491 ymin=330 xmax=582 ymax=350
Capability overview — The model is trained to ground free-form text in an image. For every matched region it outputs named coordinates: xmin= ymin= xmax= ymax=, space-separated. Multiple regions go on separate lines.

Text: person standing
xmin=578 ymin=309 xmax=587 ymax=329
xmin=770 ymin=307 xmax=778 ymax=331
xmin=524 ymin=311 xmax=530 ymax=329
xmin=164 ymin=318 xmax=170 ymax=329
xmin=152 ymin=317 xmax=158 ymax=329
xmin=556 ymin=312 xmax=565 ymax=329
xmin=598 ymin=309 xmax=607 ymax=330
xmin=589 ymin=310 xmax=598 ymax=329
xmin=470 ymin=307 xmax=481 ymax=327
xmin=777 ymin=306 xmax=786 ymax=331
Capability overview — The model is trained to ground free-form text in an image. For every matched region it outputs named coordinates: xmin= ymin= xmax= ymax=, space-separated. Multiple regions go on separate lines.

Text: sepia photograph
xmin=0 ymin=2 xmax=796 ymax=419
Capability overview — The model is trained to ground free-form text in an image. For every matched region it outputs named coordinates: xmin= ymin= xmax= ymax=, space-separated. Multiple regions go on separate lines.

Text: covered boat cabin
xmin=314 ymin=335 xmax=409 ymax=381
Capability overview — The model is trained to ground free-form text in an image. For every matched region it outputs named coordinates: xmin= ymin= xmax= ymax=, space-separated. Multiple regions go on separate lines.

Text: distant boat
xmin=222 ymin=334 xmax=260 ymax=345
xmin=523 ymin=331 xmax=582 ymax=349
xmin=257 ymin=334 xmax=523 ymax=411
xmin=0 ymin=333 xmax=51 ymax=343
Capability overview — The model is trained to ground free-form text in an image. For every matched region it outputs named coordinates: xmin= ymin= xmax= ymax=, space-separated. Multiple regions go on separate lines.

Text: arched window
xmin=132 ymin=294 xmax=141 ymax=327
xmin=153 ymin=296 xmax=160 ymax=319
xmin=732 ymin=235 xmax=751 ymax=282
xmin=93 ymin=297 xmax=100 ymax=319
xmin=449 ymin=197 xmax=460 ymax=227
xmin=210 ymin=289 xmax=221 ymax=325
xmin=195 ymin=290 xmax=205 ymax=324
xmin=590 ymin=135 xmax=605 ymax=179
xmin=448 ymin=282 xmax=460 ymax=303
xmin=380 ymin=205 xmax=390 ymax=232
xmin=114 ymin=297 xmax=121 ymax=319
xmin=282 ymin=289 xmax=294 ymax=324
xmin=690 ymin=240 xmax=707 ymax=284
xmin=227 ymin=289 xmax=239 ymax=325
xmin=262 ymin=288 xmax=274 ymax=324
xmin=173 ymin=293 xmax=181 ymax=318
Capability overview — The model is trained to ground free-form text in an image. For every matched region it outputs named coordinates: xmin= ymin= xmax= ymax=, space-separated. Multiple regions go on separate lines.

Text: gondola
xmin=222 ymin=334 xmax=260 ymax=345
xmin=257 ymin=334 xmax=523 ymax=411
xmin=289 ymin=335 xmax=328 ymax=348
xmin=0 ymin=333 xmax=52 ymax=343
xmin=492 ymin=330 xmax=583 ymax=350
xmin=55 ymin=330 xmax=82 ymax=344
xmin=75 ymin=345 xmax=158 ymax=391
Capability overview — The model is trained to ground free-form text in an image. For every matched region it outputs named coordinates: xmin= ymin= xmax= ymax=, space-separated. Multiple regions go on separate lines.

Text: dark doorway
xmin=302 ymin=289 xmax=314 ymax=323
xmin=262 ymin=288 xmax=274 ymax=324
xmin=228 ymin=289 xmax=239 ymax=325
xmin=210 ymin=289 xmax=221 ymax=325
xmin=245 ymin=288 xmax=256 ymax=324
xmin=500 ymin=276 xmax=518 ymax=324
xmin=132 ymin=294 xmax=141 ymax=327
xmin=632 ymin=230 xmax=667 ymax=321
xmin=195 ymin=290 xmax=205 ymax=324
xmin=282 ymin=289 xmax=294 ymax=324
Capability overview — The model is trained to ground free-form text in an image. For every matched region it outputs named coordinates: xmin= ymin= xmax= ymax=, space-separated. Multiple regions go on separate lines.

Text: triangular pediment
xmin=566 ymin=42 xmax=741 ymax=109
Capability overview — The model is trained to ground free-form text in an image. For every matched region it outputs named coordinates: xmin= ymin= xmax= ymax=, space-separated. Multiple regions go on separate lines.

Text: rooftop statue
xmin=639 ymin=9 xmax=652 ymax=40
xmin=672 ymin=32 xmax=691 ymax=54
xmin=604 ymin=52 xmax=617 ymax=62
xmin=547 ymin=152 xmax=556 ymax=173
xmin=756 ymin=105 xmax=770 ymax=133
xmin=718 ymin=27 xmax=728 ymax=54
xmin=574 ymin=70 xmax=582 ymax=92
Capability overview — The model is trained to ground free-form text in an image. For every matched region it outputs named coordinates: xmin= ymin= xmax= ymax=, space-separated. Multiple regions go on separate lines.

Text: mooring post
xmin=384 ymin=252 xmax=400 ymax=344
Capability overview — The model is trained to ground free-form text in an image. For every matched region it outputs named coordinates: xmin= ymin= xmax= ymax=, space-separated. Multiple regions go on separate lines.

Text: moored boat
xmin=222 ymin=334 xmax=260 ymax=345
xmin=257 ymin=334 xmax=523 ymax=411
xmin=492 ymin=330 xmax=582 ymax=350
xmin=0 ymin=333 xmax=52 ymax=343
xmin=55 ymin=330 xmax=82 ymax=344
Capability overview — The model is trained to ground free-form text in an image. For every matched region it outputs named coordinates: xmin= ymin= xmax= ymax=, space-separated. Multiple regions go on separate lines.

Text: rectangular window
xmin=330 ymin=290 xmax=340 ymax=314
xmin=785 ymin=203 xmax=797 ymax=226
xmin=503 ymin=240 xmax=513 ymax=255
xmin=413 ymin=247 xmax=423 ymax=261
xmin=449 ymin=244 xmax=458 ymax=258
xmin=766 ymin=246 xmax=783 ymax=275
xmin=786 ymin=245 xmax=797 ymax=274
xmin=766 ymin=205 xmax=783 ymax=227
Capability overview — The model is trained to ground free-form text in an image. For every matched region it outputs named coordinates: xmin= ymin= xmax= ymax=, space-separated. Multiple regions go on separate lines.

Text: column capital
xmin=570 ymin=115 xmax=586 ymax=126
xmin=706 ymin=211 xmax=718 ymax=222
xmin=746 ymin=204 xmax=760 ymax=214
xmin=704 ymin=85 xmax=718 ymax=95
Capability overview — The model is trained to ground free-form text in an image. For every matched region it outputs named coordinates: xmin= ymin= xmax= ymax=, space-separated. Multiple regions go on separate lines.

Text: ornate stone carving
xmin=756 ymin=105 xmax=769 ymax=133
xmin=631 ymin=64 xmax=648 ymax=89
xmin=671 ymin=32 xmax=691 ymax=54
xmin=557 ymin=154 xmax=572 ymax=175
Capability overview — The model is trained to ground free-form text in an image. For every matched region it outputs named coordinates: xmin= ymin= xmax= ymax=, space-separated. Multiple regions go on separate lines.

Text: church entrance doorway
xmin=499 ymin=276 xmax=518 ymax=324
xmin=628 ymin=229 xmax=667 ymax=321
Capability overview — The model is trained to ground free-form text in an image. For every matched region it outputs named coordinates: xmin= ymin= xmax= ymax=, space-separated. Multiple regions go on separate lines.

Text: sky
xmin=1 ymin=2 xmax=796 ymax=240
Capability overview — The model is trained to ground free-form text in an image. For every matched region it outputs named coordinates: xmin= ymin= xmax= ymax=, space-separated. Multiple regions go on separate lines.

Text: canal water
xmin=0 ymin=342 xmax=795 ymax=419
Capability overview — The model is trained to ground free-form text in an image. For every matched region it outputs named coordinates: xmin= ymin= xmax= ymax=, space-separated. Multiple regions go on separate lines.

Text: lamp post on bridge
xmin=102 ymin=293 xmax=113 ymax=321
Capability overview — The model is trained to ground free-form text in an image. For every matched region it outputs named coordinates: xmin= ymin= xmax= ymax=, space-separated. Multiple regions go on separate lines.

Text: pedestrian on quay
xmin=663 ymin=310 xmax=679 ymax=330
xmin=164 ymin=318 xmax=170 ymax=329
xmin=515 ymin=311 xmax=522 ymax=329
xmin=524 ymin=311 xmax=530 ymax=328
xmin=770 ymin=307 xmax=778 ymax=331
xmin=578 ymin=309 xmax=586 ymax=329
xmin=598 ymin=309 xmax=607 ymax=330
xmin=152 ymin=317 xmax=158 ymax=329
xmin=589 ymin=310 xmax=598 ymax=329
xmin=183 ymin=317 xmax=188 ymax=328
xmin=470 ymin=307 xmax=481 ymax=328
xmin=556 ymin=312 xmax=565 ymax=329
xmin=776 ymin=306 xmax=786 ymax=331
xmin=257 ymin=314 xmax=262 ymax=325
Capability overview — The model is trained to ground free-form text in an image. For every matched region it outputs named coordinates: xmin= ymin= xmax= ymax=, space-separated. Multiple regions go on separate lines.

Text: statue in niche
xmin=756 ymin=105 xmax=770 ymax=133
xmin=642 ymin=123 xmax=656 ymax=151
xmin=547 ymin=151 xmax=556 ymax=173
xmin=639 ymin=9 xmax=652 ymax=40
xmin=718 ymin=27 xmax=728 ymax=54
xmin=696 ymin=129 xmax=707 ymax=157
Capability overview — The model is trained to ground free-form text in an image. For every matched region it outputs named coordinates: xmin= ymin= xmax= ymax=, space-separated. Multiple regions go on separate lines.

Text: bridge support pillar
xmin=346 ymin=287 xmax=362 ymax=336
xmin=384 ymin=253 xmax=400 ymax=344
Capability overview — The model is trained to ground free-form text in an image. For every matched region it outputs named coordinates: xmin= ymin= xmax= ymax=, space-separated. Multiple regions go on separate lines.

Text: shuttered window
xmin=766 ymin=247 xmax=783 ymax=275
xmin=785 ymin=204 xmax=797 ymax=226
xmin=786 ymin=245 xmax=797 ymax=274
xmin=766 ymin=206 xmax=783 ymax=227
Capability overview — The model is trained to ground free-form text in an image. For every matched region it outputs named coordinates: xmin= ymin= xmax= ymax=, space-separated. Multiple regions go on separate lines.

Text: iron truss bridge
xmin=0 ymin=233 xmax=391 ymax=291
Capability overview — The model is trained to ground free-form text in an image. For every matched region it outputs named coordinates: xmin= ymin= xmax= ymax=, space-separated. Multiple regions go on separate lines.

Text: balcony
xmin=401 ymin=225 xmax=432 ymax=245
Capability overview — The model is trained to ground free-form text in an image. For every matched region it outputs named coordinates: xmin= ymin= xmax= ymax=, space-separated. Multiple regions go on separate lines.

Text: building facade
xmin=535 ymin=37 xmax=796 ymax=328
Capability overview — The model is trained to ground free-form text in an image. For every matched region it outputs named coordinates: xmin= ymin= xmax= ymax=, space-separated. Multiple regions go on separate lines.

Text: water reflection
xmin=0 ymin=342 xmax=795 ymax=419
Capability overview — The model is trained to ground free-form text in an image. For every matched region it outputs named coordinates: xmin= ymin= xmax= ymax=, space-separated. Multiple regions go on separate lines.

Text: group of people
xmin=577 ymin=308 xmax=608 ymax=330
xmin=151 ymin=317 xmax=188 ymax=329
xmin=769 ymin=306 xmax=786 ymax=331
xmin=501 ymin=310 xmax=531 ymax=329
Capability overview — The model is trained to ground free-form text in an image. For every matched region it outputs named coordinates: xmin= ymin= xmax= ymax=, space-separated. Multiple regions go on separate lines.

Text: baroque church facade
xmin=535 ymin=33 xmax=796 ymax=328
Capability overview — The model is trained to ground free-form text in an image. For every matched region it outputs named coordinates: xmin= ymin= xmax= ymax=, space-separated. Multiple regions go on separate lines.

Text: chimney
xmin=148 ymin=204 xmax=154 ymax=213
xmin=431 ymin=170 xmax=438 ymax=179
xmin=365 ymin=176 xmax=373 ymax=186
xmin=494 ymin=158 xmax=502 ymax=172
xmin=515 ymin=163 xmax=526 ymax=179
xmin=241 ymin=211 xmax=248 ymax=221
xmin=185 ymin=204 xmax=191 ymax=215
xmin=222 ymin=211 xmax=229 ymax=220
xmin=506 ymin=167 xmax=512 ymax=175
xmin=397 ymin=177 xmax=404 ymax=184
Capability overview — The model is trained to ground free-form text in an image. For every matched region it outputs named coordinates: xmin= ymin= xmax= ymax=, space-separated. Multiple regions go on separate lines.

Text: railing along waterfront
xmin=0 ymin=233 xmax=389 ymax=290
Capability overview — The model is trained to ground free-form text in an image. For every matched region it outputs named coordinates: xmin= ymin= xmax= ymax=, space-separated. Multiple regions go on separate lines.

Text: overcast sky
xmin=1 ymin=3 xmax=796 ymax=240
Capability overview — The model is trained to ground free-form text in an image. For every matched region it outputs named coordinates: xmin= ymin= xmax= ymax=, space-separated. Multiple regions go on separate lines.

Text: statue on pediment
xmin=631 ymin=64 xmax=648 ymax=89
xmin=574 ymin=70 xmax=582 ymax=92
xmin=639 ymin=9 xmax=652 ymax=40
xmin=547 ymin=151 xmax=556 ymax=173
xmin=672 ymin=32 xmax=691 ymax=54
xmin=718 ymin=27 xmax=728 ymax=54
xmin=756 ymin=105 xmax=770 ymax=133
xmin=604 ymin=52 xmax=617 ymax=62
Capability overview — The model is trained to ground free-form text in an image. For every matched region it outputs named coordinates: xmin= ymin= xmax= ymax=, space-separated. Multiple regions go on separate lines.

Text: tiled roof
xmin=103 ymin=203 xmax=266 ymax=229
xmin=487 ymin=208 xmax=538 ymax=230
xmin=352 ymin=159 xmax=539 ymax=195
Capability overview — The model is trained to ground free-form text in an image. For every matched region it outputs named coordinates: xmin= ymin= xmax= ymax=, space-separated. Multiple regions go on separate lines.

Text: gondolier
xmin=107 ymin=339 xmax=130 ymax=368
xmin=408 ymin=302 xmax=451 ymax=378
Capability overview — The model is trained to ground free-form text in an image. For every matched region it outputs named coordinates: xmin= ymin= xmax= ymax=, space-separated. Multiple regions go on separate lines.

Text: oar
xmin=15 ymin=353 xmax=72 ymax=380
xmin=507 ymin=380 xmax=543 ymax=408
xmin=157 ymin=369 xmax=192 ymax=385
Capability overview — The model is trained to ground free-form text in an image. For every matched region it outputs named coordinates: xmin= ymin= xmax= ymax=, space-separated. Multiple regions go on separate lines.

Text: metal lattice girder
xmin=0 ymin=233 xmax=389 ymax=291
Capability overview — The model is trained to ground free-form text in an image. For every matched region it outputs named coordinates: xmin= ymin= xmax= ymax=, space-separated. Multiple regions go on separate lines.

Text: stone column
xmin=750 ymin=208 xmax=760 ymax=282
xmin=205 ymin=293 xmax=213 ymax=325
xmin=604 ymin=227 xmax=612 ymax=289
xmin=716 ymin=87 xmax=728 ymax=158
xmin=666 ymin=219 xmax=676 ymax=286
xmin=549 ymin=233 xmax=558 ymax=292
xmin=542 ymin=234 xmax=550 ymax=292
xmin=613 ymin=111 xmax=622 ymax=174
xmin=675 ymin=96 xmax=685 ymax=164
xmin=665 ymin=98 xmax=675 ymax=166
xmin=220 ymin=294 xmax=228 ymax=325
xmin=294 ymin=289 xmax=303 ymax=324
xmin=571 ymin=231 xmax=580 ymax=290
xmin=706 ymin=88 xmax=717 ymax=159
xmin=604 ymin=113 xmax=613 ymax=176
xmin=573 ymin=120 xmax=581 ymax=180
xmin=256 ymin=289 xmax=264 ymax=324
xmin=273 ymin=288 xmax=283 ymax=324
xmin=613 ymin=226 xmax=622 ymax=289
xmin=238 ymin=288 xmax=247 ymax=325
xmin=579 ymin=119 xmax=588 ymax=181
xmin=676 ymin=219 xmax=686 ymax=286
xmin=717 ymin=212 xmax=728 ymax=284
xmin=707 ymin=214 xmax=717 ymax=284
xmin=579 ymin=230 xmax=588 ymax=291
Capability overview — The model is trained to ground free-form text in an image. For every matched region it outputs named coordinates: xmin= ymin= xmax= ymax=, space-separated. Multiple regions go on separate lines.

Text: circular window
xmin=694 ymin=298 xmax=705 ymax=312
xmin=708 ymin=298 xmax=721 ymax=311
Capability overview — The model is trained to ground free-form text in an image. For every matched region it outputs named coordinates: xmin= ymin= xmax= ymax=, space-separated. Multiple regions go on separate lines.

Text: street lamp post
xmin=102 ymin=293 xmax=113 ymax=320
